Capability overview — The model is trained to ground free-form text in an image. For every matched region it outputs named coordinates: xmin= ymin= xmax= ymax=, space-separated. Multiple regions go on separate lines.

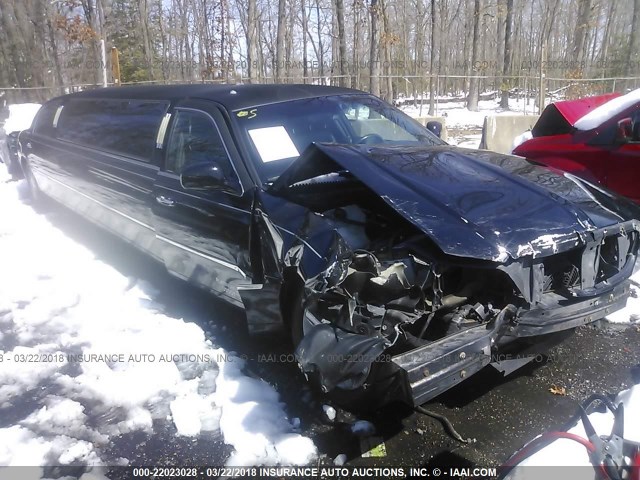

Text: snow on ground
xmin=2 ymin=104 xmax=41 ymax=134
xmin=0 ymin=168 xmax=316 ymax=468
xmin=511 ymin=131 xmax=533 ymax=153
xmin=401 ymin=96 xmax=537 ymax=129
xmin=400 ymin=95 xmax=539 ymax=149
xmin=574 ymin=88 xmax=640 ymax=131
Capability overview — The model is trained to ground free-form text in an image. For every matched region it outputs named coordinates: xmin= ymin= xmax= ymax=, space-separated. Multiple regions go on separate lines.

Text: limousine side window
xmin=57 ymin=99 xmax=167 ymax=161
xmin=165 ymin=110 xmax=235 ymax=180
xmin=33 ymin=102 xmax=61 ymax=137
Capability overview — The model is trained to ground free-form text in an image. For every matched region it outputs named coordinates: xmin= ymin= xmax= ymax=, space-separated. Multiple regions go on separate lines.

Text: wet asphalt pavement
xmin=32 ymin=200 xmax=640 ymax=471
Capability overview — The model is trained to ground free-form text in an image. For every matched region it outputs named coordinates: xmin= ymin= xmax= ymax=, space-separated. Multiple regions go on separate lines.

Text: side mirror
xmin=633 ymin=117 xmax=640 ymax=141
xmin=180 ymin=161 xmax=237 ymax=192
xmin=616 ymin=118 xmax=633 ymax=143
xmin=426 ymin=121 xmax=443 ymax=138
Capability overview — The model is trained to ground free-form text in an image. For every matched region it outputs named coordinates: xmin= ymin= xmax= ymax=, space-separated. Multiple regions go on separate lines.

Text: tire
xmin=22 ymin=160 xmax=46 ymax=209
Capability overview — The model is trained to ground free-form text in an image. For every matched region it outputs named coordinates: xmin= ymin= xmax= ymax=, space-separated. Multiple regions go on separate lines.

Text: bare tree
xmin=499 ymin=0 xmax=513 ymax=109
xmin=301 ymin=0 xmax=309 ymax=82
xmin=466 ymin=0 xmax=481 ymax=111
xmin=335 ymin=0 xmax=348 ymax=86
xmin=368 ymin=0 xmax=380 ymax=95
xmin=275 ymin=0 xmax=286 ymax=81
xmin=247 ymin=0 xmax=258 ymax=81
xmin=428 ymin=0 xmax=437 ymax=115
xmin=625 ymin=0 xmax=640 ymax=90
xmin=571 ymin=0 xmax=591 ymax=62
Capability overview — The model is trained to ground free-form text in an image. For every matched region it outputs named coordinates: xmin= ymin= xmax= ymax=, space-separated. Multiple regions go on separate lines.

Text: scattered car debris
xmin=322 ymin=405 xmax=337 ymax=422
xmin=333 ymin=453 xmax=347 ymax=466
xmin=549 ymin=385 xmax=567 ymax=396
xmin=291 ymin=417 xmax=301 ymax=430
xmin=359 ymin=436 xmax=387 ymax=458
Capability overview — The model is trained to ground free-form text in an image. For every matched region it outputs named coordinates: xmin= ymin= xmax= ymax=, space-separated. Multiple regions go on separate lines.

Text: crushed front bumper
xmin=392 ymin=279 xmax=632 ymax=407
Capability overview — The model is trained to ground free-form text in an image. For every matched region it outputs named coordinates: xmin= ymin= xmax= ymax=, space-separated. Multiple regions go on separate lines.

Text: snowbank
xmin=574 ymin=88 xmax=640 ymax=131
xmin=2 ymin=103 xmax=41 ymax=134
xmin=511 ymin=131 xmax=533 ymax=153
xmin=0 ymin=168 xmax=316 ymax=467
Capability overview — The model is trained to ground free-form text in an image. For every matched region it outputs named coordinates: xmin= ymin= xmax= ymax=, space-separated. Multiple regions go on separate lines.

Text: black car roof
xmin=54 ymin=84 xmax=366 ymax=111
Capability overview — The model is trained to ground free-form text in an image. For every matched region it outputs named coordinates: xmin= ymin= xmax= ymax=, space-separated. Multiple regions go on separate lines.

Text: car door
xmin=152 ymin=101 xmax=253 ymax=305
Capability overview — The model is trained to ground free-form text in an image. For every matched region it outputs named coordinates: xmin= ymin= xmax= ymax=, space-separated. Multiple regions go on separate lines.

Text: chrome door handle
xmin=155 ymin=195 xmax=175 ymax=207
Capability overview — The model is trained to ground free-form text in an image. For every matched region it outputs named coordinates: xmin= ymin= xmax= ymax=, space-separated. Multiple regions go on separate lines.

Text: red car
xmin=513 ymin=89 xmax=640 ymax=203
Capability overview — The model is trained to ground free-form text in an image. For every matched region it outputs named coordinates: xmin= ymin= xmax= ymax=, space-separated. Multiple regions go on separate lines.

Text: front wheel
xmin=288 ymin=287 xmax=402 ymax=410
xmin=22 ymin=159 xmax=46 ymax=208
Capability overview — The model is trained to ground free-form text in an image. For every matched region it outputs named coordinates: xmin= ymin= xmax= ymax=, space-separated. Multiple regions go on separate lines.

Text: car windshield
xmin=231 ymin=94 xmax=445 ymax=183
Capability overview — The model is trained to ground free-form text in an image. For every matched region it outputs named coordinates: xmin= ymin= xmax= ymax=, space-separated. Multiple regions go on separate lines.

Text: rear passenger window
xmin=165 ymin=110 xmax=233 ymax=176
xmin=57 ymin=99 xmax=168 ymax=161
xmin=33 ymin=102 xmax=61 ymax=137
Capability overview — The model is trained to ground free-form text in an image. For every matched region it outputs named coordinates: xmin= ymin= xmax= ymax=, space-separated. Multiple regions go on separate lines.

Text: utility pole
xmin=101 ymin=39 xmax=108 ymax=87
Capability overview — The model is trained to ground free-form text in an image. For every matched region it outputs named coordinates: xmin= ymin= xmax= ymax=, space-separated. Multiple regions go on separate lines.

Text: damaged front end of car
xmin=258 ymin=144 xmax=640 ymax=408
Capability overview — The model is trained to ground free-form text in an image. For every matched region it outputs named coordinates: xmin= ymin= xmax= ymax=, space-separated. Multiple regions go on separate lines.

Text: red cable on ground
xmin=505 ymin=431 xmax=596 ymax=467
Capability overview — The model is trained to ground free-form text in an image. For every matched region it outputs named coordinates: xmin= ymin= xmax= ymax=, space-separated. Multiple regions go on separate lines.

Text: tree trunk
xmin=572 ymin=0 xmax=591 ymax=62
xmin=599 ymin=0 xmax=616 ymax=65
xmin=428 ymin=0 xmax=436 ymax=115
xmin=138 ymin=0 xmax=155 ymax=80
xmin=413 ymin=0 xmax=424 ymax=106
xmin=302 ymin=0 xmax=309 ymax=82
xmin=369 ymin=0 xmax=380 ymax=96
xmin=335 ymin=0 xmax=347 ymax=86
xmin=625 ymin=0 xmax=640 ymax=90
xmin=351 ymin=0 xmax=360 ymax=89
xmin=466 ymin=0 xmax=481 ymax=111
xmin=275 ymin=0 xmax=286 ymax=82
xmin=495 ymin=0 xmax=505 ymax=89
xmin=316 ymin=0 xmax=324 ymax=83
xmin=500 ymin=0 xmax=513 ymax=109
xmin=247 ymin=0 xmax=258 ymax=82
xmin=45 ymin=2 xmax=65 ymax=93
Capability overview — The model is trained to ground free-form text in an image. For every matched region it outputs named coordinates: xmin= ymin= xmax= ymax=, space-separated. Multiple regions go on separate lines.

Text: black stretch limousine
xmin=18 ymin=84 xmax=640 ymax=408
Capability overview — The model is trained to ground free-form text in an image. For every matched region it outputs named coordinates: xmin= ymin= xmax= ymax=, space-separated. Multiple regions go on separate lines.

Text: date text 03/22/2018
xmin=129 ymin=466 xmax=498 ymax=478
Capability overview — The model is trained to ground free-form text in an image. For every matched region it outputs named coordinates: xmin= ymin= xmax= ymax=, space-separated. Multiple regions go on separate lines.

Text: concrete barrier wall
xmin=479 ymin=115 xmax=539 ymax=154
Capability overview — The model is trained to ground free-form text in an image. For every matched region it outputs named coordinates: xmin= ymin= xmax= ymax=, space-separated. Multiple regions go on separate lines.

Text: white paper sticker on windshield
xmin=248 ymin=126 xmax=299 ymax=163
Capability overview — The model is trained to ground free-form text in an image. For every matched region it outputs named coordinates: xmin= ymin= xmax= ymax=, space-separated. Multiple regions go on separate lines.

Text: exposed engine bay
xmin=263 ymin=143 xmax=640 ymax=407
xmin=280 ymin=167 xmax=638 ymax=406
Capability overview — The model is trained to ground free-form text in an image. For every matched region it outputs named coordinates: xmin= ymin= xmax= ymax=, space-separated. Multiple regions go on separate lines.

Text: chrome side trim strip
xmin=155 ymin=234 xmax=247 ymax=278
xmin=53 ymin=105 xmax=64 ymax=128
xmin=156 ymin=113 xmax=171 ymax=148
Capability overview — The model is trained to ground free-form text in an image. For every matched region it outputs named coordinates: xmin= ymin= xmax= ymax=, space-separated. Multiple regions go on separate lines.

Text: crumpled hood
xmin=272 ymin=144 xmax=640 ymax=262
xmin=531 ymin=93 xmax=619 ymax=137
